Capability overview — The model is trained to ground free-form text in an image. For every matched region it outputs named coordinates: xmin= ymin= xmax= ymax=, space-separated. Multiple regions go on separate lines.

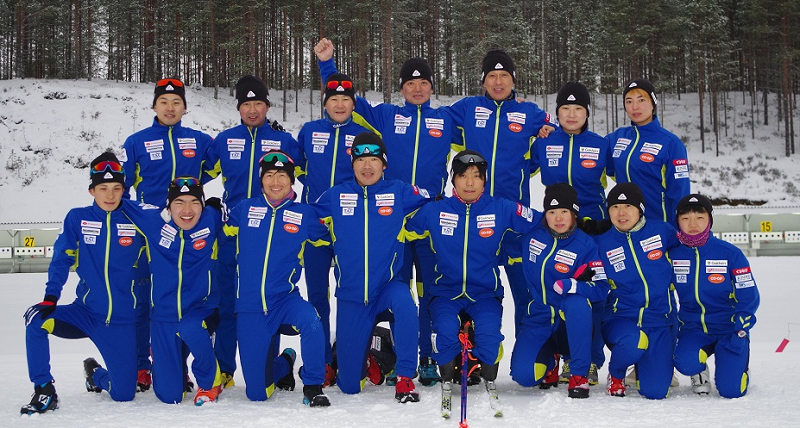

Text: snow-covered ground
xmin=1 ymin=79 xmax=799 ymax=226
xmin=3 ymin=256 xmax=800 ymax=427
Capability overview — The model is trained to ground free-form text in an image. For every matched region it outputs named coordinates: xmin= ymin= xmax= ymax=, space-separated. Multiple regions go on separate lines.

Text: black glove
xmin=271 ymin=120 xmax=285 ymax=132
xmin=580 ymin=218 xmax=612 ymax=235
xmin=24 ymin=295 xmax=58 ymax=326
xmin=574 ymin=266 xmax=596 ymax=282
xmin=206 ymin=197 xmax=222 ymax=211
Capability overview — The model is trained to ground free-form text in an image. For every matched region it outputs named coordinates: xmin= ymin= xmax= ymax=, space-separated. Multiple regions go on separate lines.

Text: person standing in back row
xmin=605 ymin=78 xmax=690 ymax=228
xmin=315 ymin=37 xmax=456 ymax=386
xmin=441 ymin=49 xmax=557 ymax=335
xmin=204 ymin=75 xmax=302 ymax=388
xmin=120 ymin=77 xmax=214 ymax=392
xmin=294 ymin=71 xmax=373 ymax=385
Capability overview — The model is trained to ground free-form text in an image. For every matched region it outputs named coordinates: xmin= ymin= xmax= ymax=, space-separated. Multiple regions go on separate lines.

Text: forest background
xmin=1 ymin=0 xmax=798 ymax=156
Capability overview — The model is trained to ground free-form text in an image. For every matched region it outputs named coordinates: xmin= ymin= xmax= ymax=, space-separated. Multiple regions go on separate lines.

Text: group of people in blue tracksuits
xmin=21 ymin=40 xmax=760 ymax=418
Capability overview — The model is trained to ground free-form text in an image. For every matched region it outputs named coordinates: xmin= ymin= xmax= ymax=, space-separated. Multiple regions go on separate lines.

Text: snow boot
xmin=607 ymin=374 xmax=626 ymax=397
xmin=559 ymin=360 xmax=571 ymax=383
xmin=418 ymin=357 xmax=442 ymax=386
xmin=276 ymin=348 xmax=296 ymax=391
xmin=691 ymin=366 xmax=711 ymax=395
xmin=395 ymin=376 xmax=420 ymax=403
xmin=20 ymin=381 xmax=58 ymax=415
xmin=366 ymin=352 xmax=385 ymax=386
xmin=587 ymin=363 xmax=599 ymax=385
xmin=194 ymin=384 xmax=222 ymax=406
xmin=303 ymin=384 xmax=331 ymax=407
xmin=539 ymin=355 xmax=560 ymax=389
xmin=220 ymin=372 xmax=235 ymax=389
xmin=136 ymin=369 xmax=152 ymax=392
xmin=568 ymin=375 xmax=590 ymax=398
xmin=83 ymin=358 xmax=102 ymax=393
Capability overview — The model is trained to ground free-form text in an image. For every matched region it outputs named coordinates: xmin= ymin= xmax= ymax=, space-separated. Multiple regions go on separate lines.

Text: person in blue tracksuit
xmin=441 ymin=50 xmax=558 ymax=334
xmin=223 ymin=150 xmax=332 ymax=407
xmin=312 ymin=133 xmax=430 ymax=403
xmin=509 ymin=183 xmax=608 ymax=399
xmin=120 ymin=78 xmax=214 ymax=392
xmin=120 ymin=177 xmax=223 ymax=405
xmin=21 ymin=153 xmax=144 ymax=415
xmin=606 ymin=78 xmax=690 ymax=228
xmin=593 ymin=182 xmax=680 ymax=399
xmin=203 ymin=75 xmax=302 ymax=387
xmin=294 ymin=72 xmax=372 ymax=383
xmin=669 ymin=194 xmax=760 ymax=398
xmin=315 ymin=37 xmax=455 ymax=385
xmin=530 ymin=81 xmax=613 ymax=385
xmin=403 ymin=150 xmax=539 ymax=408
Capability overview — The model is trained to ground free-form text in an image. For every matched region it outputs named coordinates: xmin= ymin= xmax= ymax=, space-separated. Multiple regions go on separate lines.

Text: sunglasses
xmin=91 ymin=161 xmax=124 ymax=174
xmin=157 ymin=78 xmax=184 ymax=88
xmin=260 ymin=151 xmax=294 ymax=164
xmin=170 ymin=176 xmax=201 ymax=188
xmin=455 ymin=153 xmax=487 ymax=165
xmin=351 ymin=144 xmax=383 ymax=157
xmin=327 ymin=80 xmax=353 ymax=90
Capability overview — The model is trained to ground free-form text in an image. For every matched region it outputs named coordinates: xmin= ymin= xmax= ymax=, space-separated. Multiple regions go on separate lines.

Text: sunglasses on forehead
xmin=351 ymin=144 xmax=383 ymax=157
xmin=455 ymin=153 xmax=487 ymax=165
xmin=327 ymin=80 xmax=353 ymax=90
xmin=170 ymin=177 xmax=201 ymax=188
xmin=157 ymin=78 xmax=184 ymax=88
xmin=91 ymin=161 xmax=124 ymax=174
xmin=260 ymin=152 xmax=294 ymax=164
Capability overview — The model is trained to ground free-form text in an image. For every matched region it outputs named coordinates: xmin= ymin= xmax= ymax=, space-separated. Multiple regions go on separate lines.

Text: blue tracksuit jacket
xmin=442 ymin=92 xmax=557 ymax=206
xmin=668 ymin=236 xmax=760 ymax=335
xmin=403 ymin=195 xmax=539 ymax=300
xmin=530 ymin=128 xmax=613 ymax=220
xmin=45 ymin=202 xmax=145 ymax=324
xmin=223 ymin=195 xmax=330 ymax=313
xmin=319 ymin=59 xmax=455 ymax=195
xmin=606 ymin=117 xmax=690 ymax=227
xmin=312 ymin=179 xmax=430 ymax=304
xmin=120 ymin=200 xmax=221 ymax=322
xmin=296 ymin=116 xmax=370 ymax=203
xmin=121 ymin=118 xmax=214 ymax=207
xmin=594 ymin=220 xmax=680 ymax=327
xmin=520 ymin=225 xmax=609 ymax=317
xmin=205 ymin=123 xmax=302 ymax=208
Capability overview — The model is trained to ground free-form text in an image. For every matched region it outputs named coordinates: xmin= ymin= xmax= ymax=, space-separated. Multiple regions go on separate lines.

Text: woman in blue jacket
xmin=509 ymin=183 xmax=608 ymax=399
xmin=670 ymin=194 xmax=759 ymax=398
xmin=606 ymin=79 xmax=690 ymax=228
xmin=530 ymin=81 xmax=613 ymax=385
xmin=595 ymin=183 xmax=680 ymax=399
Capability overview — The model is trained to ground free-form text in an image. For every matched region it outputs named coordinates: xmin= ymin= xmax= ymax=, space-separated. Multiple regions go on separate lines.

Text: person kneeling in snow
xmin=22 ymin=153 xmax=144 ymax=415
xmin=312 ymin=132 xmax=430 ymax=403
xmin=120 ymin=177 xmax=224 ymax=405
xmin=223 ymin=150 xmax=332 ymax=407
xmin=670 ymin=194 xmax=760 ymax=398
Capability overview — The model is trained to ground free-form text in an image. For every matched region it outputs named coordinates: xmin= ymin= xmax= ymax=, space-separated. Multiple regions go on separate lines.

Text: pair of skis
xmin=441 ymin=321 xmax=502 ymax=426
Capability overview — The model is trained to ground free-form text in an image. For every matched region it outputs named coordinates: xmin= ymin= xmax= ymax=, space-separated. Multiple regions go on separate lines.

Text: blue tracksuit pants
xmin=302 ymin=243 xmax=334 ymax=363
xmin=510 ymin=295 xmax=593 ymax=386
xmin=335 ymin=280 xmax=418 ymax=394
xmin=602 ymin=317 xmax=674 ymax=399
xmin=674 ymin=329 xmax=751 ymax=398
xmin=213 ymin=237 xmax=238 ymax=375
xmin=25 ymin=302 xmax=137 ymax=402
xmin=430 ymin=296 xmax=504 ymax=367
xmin=237 ymin=293 xmax=323 ymax=401
xmin=151 ymin=308 xmax=219 ymax=404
